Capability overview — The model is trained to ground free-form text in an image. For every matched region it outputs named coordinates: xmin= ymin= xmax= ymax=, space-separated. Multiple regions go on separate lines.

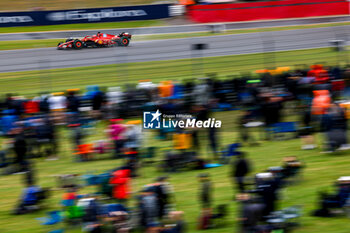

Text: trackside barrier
xmin=0 ymin=4 xmax=171 ymax=27
xmin=188 ymin=0 xmax=350 ymax=23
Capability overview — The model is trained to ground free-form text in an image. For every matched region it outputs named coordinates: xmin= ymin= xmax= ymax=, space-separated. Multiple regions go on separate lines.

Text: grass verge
xmin=0 ymin=46 xmax=348 ymax=95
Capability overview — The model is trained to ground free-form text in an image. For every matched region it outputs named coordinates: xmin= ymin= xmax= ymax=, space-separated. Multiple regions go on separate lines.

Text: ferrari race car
xmin=57 ymin=32 xmax=132 ymax=50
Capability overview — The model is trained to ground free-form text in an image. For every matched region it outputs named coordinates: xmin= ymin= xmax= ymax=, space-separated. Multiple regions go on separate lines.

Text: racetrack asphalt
xmin=1 ymin=25 xmax=349 ymax=73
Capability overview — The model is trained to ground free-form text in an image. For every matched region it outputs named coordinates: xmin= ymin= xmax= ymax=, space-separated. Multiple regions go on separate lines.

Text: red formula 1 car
xmin=57 ymin=32 xmax=132 ymax=50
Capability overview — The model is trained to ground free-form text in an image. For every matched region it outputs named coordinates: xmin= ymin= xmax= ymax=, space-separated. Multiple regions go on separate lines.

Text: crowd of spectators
xmin=2 ymin=63 xmax=350 ymax=232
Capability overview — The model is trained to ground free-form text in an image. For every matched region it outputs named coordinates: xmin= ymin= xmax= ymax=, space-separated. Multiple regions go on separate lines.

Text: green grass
xmin=0 ymin=46 xmax=348 ymax=95
xmin=0 ymin=111 xmax=350 ymax=233
xmin=2 ymin=21 xmax=350 ymax=50
xmin=0 ymin=43 xmax=350 ymax=232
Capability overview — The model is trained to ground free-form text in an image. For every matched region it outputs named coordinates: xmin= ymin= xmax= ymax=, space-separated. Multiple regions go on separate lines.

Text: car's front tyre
xmin=73 ymin=39 xmax=83 ymax=49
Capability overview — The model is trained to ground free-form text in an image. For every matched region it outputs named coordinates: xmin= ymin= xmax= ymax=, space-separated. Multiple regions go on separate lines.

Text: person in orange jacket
xmin=110 ymin=168 xmax=131 ymax=205
xmin=311 ymin=90 xmax=331 ymax=116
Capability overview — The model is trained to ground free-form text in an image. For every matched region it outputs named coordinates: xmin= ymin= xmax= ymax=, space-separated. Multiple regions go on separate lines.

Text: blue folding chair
xmin=36 ymin=211 xmax=62 ymax=225
xmin=102 ymin=203 xmax=127 ymax=216
xmin=219 ymin=143 xmax=241 ymax=164
xmin=271 ymin=122 xmax=298 ymax=140
xmin=48 ymin=230 xmax=64 ymax=233
xmin=61 ymin=199 xmax=75 ymax=207
xmin=82 ymin=174 xmax=103 ymax=186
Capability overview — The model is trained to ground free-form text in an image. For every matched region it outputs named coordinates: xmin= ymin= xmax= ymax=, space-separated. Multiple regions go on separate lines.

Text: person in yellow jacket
xmin=173 ymin=131 xmax=192 ymax=150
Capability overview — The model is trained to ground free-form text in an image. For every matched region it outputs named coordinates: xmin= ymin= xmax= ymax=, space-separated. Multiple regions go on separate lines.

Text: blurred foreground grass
xmin=0 ymin=111 xmax=350 ymax=233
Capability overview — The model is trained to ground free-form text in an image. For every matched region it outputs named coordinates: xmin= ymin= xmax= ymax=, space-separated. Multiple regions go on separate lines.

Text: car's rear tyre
xmin=57 ymin=42 xmax=63 ymax=50
xmin=73 ymin=39 xmax=83 ymax=49
xmin=120 ymin=37 xmax=130 ymax=47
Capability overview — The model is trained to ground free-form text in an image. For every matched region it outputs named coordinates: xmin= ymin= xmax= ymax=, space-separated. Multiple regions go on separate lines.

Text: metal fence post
xmin=39 ymin=59 xmax=51 ymax=94
xmin=191 ymin=43 xmax=208 ymax=78
xmin=261 ymin=32 xmax=276 ymax=70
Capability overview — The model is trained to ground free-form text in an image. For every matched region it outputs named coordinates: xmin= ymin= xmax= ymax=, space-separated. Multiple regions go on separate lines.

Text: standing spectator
xmin=33 ymin=93 xmax=50 ymax=114
xmin=261 ymin=95 xmax=283 ymax=127
xmin=91 ymin=86 xmax=105 ymax=120
xmin=43 ymin=116 xmax=58 ymax=160
xmin=197 ymin=174 xmax=213 ymax=230
xmin=208 ymin=127 xmax=219 ymax=160
xmin=48 ymin=92 xmax=67 ymax=124
xmin=107 ymin=86 xmax=123 ymax=119
xmin=300 ymin=106 xmax=316 ymax=150
xmin=110 ymin=168 xmax=131 ymax=205
xmin=69 ymin=123 xmax=84 ymax=151
xmin=198 ymin=173 xmax=212 ymax=209
xmin=1 ymin=109 xmax=18 ymax=136
xmin=152 ymin=176 xmax=173 ymax=219
xmin=321 ymin=103 xmax=348 ymax=152
xmin=109 ymin=119 xmax=126 ymax=158
xmin=4 ymin=93 xmax=14 ymax=110
xmin=192 ymin=79 xmax=211 ymax=106
xmin=311 ymin=90 xmax=331 ymax=125
xmin=13 ymin=127 xmax=28 ymax=173
xmin=231 ymin=153 xmax=251 ymax=193
xmin=66 ymin=90 xmax=81 ymax=124
xmin=124 ymin=121 xmax=142 ymax=152
xmin=138 ymin=187 xmax=159 ymax=231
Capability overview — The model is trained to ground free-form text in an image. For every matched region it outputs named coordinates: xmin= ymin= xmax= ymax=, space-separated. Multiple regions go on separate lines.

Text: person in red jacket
xmin=110 ymin=169 xmax=131 ymax=205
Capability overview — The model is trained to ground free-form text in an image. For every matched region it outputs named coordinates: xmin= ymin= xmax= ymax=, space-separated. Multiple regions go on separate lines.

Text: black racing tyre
xmin=73 ymin=39 xmax=83 ymax=49
xmin=120 ymin=37 xmax=130 ymax=47
xmin=57 ymin=42 xmax=63 ymax=50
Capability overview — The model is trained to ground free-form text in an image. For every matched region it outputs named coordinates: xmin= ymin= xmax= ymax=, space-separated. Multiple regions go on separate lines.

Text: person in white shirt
xmin=48 ymin=92 xmax=67 ymax=124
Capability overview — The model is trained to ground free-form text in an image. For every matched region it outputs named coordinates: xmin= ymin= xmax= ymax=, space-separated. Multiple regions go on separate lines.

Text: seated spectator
xmin=313 ymin=176 xmax=350 ymax=217
xmin=79 ymin=196 xmax=103 ymax=233
xmin=236 ymin=193 xmax=265 ymax=233
xmin=13 ymin=176 xmax=44 ymax=215
xmin=252 ymin=172 xmax=281 ymax=216
xmin=161 ymin=211 xmax=186 ymax=233
xmin=231 ymin=152 xmax=251 ymax=193
xmin=281 ymin=156 xmax=303 ymax=180
xmin=138 ymin=187 xmax=160 ymax=231
xmin=109 ymin=211 xmax=130 ymax=233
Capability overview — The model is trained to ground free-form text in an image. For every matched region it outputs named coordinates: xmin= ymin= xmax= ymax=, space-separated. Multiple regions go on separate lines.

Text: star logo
xmin=151 ymin=109 xmax=162 ymax=122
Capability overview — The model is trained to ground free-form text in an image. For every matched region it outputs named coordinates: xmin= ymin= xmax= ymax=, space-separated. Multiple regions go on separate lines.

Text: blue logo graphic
xmin=143 ymin=109 xmax=162 ymax=129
